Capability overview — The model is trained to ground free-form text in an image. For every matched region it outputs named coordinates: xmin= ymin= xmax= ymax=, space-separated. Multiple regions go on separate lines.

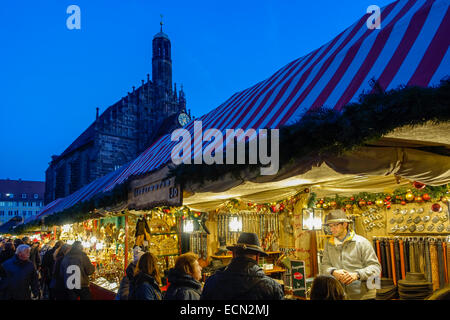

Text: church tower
xmin=152 ymin=18 xmax=172 ymax=94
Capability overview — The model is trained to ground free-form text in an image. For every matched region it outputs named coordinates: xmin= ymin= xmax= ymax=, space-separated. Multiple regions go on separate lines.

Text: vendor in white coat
xmin=320 ymin=210 xmax=381 ymax=300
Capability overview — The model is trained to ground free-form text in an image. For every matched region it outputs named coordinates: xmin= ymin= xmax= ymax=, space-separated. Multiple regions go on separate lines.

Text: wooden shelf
xmin=264 ymin=266 xmax=286 ymax=275
xmin=210 ymin=251 xmax=281 ymax=259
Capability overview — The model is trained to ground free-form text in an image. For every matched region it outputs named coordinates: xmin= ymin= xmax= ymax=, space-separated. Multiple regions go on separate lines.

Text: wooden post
xmin=309 ymin=230 xmax=319 ymax=277
xmin=124 ymin=215 xmax=129 ymax=275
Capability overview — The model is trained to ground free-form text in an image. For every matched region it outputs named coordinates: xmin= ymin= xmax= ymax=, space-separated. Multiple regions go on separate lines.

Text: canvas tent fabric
xmin=103 ymin=0 xmax=449 ymax=192
xmin=29 ymin=0 xmax=450 ymax=219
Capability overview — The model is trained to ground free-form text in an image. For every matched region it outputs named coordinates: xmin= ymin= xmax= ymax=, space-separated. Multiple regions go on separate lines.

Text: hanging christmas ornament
xmin=401 ymin=201 xmax=406 ymax=205
xmin=405 ymin=192 xmax=415 ymax=202
xmin=385 ymin=196 xmax=392 ymax=201
xmin=330 ymin=201 xmax=337 ymax=208
xmin=345 ymin=204 xmax=352 ymax=210
xmin=415 ymin=196 xmax=423 ymax=203
xmin=413 ymin=181 xmax=426 ymax=190
xmin=279 ymin=203 xmax=285 ymax=211
xmin=322 ymin=203 xmax=329 ymax=209
xmin=375 ymin=199 xmax=384 ymax=207
xmin=358 ymin=200 xmax=366 ymax=207
xmin=441 ymin=196 xmax=449 ymax=203
xmin=319 ymin=199 xmax=324 ymax=204
xmin=350 ymin=197 xmax=355 ymax=201
xmin=385 ymin=200 xmax=391 ymax=209
xmin=431 ymin=203 xmax=442 ymax=212
xmin=316 ymin=203 xmax=322 ymax=208
xmin=304 ymin=188 xmax=310 ymax=193
xmin=422 ymin=194 xmax=431 ymax=201
xmin=367 ymin=201 xmax=373 ymax=206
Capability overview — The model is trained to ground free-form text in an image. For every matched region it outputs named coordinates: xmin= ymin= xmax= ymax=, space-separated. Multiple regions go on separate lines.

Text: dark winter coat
xmin=41 ymin=247 xmax=57 ymax=282
xmin=164 ymin=267 xmax=202 ymax=300
xmin=60 ymin=247 xmax=95 ymax=288
xmin=0 ymin=255 xmax=40 ymax=300
xmin=29 ymin=246 xmax=41 ymax=270
xmin=0 ymin=249 xmax=15 ymax=264
xmin=200 ymin=256 xmax=284 ymax=300
xmin=116 ymin=262 xmax=137 ymax=300
xmin=129 ymin=271 xmax=162 ymax=300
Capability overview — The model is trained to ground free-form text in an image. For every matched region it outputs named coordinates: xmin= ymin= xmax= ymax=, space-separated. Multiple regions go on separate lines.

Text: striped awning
xmin=36 ymin=0 xmax=449 ymax=219
xmin=104 ymin=0 xmax=449 ymax=192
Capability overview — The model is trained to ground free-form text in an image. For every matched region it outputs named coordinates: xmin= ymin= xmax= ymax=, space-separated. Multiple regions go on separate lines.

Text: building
xmin=0 ymin=179 xmax=45 ymax=225
xmin=44 ymin=24 xmax=191 ymax=204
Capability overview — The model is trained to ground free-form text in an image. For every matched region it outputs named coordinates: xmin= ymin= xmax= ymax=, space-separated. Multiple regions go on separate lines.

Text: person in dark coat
xmin=0 ymin=244 xmax=40 ymax=300
xmin=164 ymin=252 xmax=203 ymax=300
xmin=29 ymin=241 xmax=41 ymax=270
xmin=41 ymin=240 xmax=64 ymax=299
xmin=116 ymin=245 xmax=144 ymax=300
xmin=50 ymin=244 xmax=72 ymax=300
xmin=13 ymin=239 xmax=23 ymax=249
xmin=200 ymin=232 xmax=284 ymax=300
xmin=129 ymin=252 xmax=162 ymax=300
xmin=0 ymin=242 xmax=15 ymax=264
xmin=60 ymin=241 xmax=95 ymax=300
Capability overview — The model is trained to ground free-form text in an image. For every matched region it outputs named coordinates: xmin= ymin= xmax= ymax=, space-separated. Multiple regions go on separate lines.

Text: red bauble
xmin=385 ymin=196 xmax=391 ymax=201
xmin=431 ymin=203 xmax=442 ymax=212
xmin=413 ymin=181 xmax=426 ymax=189
xmin=401 ymin=201 xmax=406 ymax=205
xmin=350 ymin=197 xmax=355 ymax=201
xmin=358 ymin=200 xmax=366 ymax=207
xmin=319 ymin=200 xmax=324 ymax=204
xmin=367 ymin=201 xmax=373 ymax=205
xmin=422 ymin=194 xmax=431 ymax=201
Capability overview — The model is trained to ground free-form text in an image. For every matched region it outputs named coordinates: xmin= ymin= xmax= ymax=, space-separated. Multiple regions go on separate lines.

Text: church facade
xmin=44 ymin=26 xmax=190 ymax=204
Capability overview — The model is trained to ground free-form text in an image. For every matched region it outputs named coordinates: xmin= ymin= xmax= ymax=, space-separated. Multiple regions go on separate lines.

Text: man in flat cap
xmin=201 ymin=232 xmax=284 ymax=300
xmin=321 ymin=210 xmax=381 ymax=300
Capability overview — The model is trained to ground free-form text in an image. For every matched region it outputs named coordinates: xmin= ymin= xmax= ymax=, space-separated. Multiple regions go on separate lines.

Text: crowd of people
xmin=2 ymin=229 xmax=447 ymax=301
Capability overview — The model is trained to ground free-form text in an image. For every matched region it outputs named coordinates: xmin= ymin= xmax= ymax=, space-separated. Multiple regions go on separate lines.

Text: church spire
xmin=160 ymin=14 xmax=163 ymax=32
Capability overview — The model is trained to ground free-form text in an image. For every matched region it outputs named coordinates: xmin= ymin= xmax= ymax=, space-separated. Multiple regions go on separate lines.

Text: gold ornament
xmin=405 ymin=192 xmax=414 ymax=202
xmin=375 ymin=199 xmax=384 ymax=207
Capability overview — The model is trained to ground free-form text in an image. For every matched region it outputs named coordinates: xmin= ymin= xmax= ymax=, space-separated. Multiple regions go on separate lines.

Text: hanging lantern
xmin=413 ymin=181 xmax=426 ymax=189
xmin=422 ymin=194 xmax=431 ymax=201
xmin=431 ymin=203 xmax=442 ymax=212
xmin=405 ymin=192 xmax=415 ymax=202
xmin=375 ymin=199 xmax=384 ymax=207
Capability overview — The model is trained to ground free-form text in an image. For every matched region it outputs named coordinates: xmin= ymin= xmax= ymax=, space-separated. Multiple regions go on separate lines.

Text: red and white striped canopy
xmin=38 ymin=0 xmax=450 ymax=219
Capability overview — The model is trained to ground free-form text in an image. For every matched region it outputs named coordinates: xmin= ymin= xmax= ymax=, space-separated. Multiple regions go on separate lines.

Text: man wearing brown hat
xmin=321 ymin=210 xmax=381 ymax=300
xmin=200 ymin=232 xmax=284 ymax=300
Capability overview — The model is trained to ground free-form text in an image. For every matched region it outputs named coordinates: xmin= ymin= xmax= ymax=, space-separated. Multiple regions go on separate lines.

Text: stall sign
xmin=290 ymin=259 xmax=306 ymax=298
xmin=128 ymin=166 xmax=182 ymax=209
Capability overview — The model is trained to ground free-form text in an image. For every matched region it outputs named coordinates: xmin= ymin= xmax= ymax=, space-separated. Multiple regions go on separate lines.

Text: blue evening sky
xmin=0 ymin=0 xmax=393 ymax=181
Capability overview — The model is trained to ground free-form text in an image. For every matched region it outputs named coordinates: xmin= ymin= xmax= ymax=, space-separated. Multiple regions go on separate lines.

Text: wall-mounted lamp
xmin=229 ymin=215 xmax=243 ymax=232
xmin=302 ymin=208 xmax=323 ymax=230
